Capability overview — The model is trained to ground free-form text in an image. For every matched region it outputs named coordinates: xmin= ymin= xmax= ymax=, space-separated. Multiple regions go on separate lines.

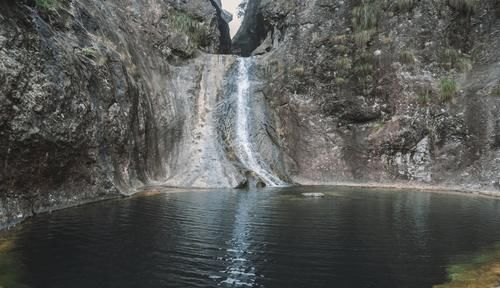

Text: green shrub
xmin=357 ymin=51 xmax=373 ymax=63
xmin=168 ymin=10 xmax=206 ymax=47
xmin=260 ymin=60 xmax=284 ymax=79
xmin=290 ymin=66 xmax=305 ymax=77
xmin=373 ymin=120 xmax=385 ymax=132
xmin=354 ymin=63 xmax=373 ymax=76
xmin=456 ymin=57 xmax=472 ymax=72
xmin=334 ymin=44 xmax=350 ymax=54
xmin=491 ymin=85 xmax=500 ymax=97
xmin=36 ymin=0 xmax=57 ymax=10
xmin=395 ymin=0 xmax=415 ymax=12
xmin=400 ymin=50 xmax=416 ymax=65
xmin=331 ymin=34 xmax=348 ymax=44
xmin=471 ymin=42 xmax=488 ymax=61
xmin=335 ymin=77 xmax=348 ymax=86
xmin=442 ymin=48 xmax=459 ymax=66
xmin=170 ymin=11 xmax=201 ymax=32
xmin=352 ymin=1 xmax=380 ymax=32
xmin=353 ymin=29 xmax=375 ymax=46
xmin=448 ymin=0 xmax=477 ymax=15
xmin=440 ymin=78 xmax=457 ymax=102
xmin=381 ymin=35 xmax=393 ymax=44
xmin=440 ymin=48 xmax=472 ymax=72
xmin=417 ymin=93 xmax=430 ymax=106
xmin=82 ymin=47 xmax=98 ymax=59
xmin=417 ymin=89 xmax=432 ymax=106
xmin=335 ymin=57 xmax=352 ymax=70
xmin=415 ymin=84 xmax=433 ymax=106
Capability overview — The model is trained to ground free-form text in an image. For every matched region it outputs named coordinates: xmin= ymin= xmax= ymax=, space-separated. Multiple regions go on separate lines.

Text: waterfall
xmin=234 ymin=57 xmax=287 ymax=187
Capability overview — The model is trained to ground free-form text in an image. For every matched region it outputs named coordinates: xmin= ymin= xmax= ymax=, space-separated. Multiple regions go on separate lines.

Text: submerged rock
xmin=301 ymin=193 xmax=325 ymax=198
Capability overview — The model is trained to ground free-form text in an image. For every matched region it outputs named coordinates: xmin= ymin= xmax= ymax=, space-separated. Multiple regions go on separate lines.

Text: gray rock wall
xmin=0 ymin=0 xmax=231 ymax=229
xmin=240 ymin=0 xmax=500 ymax=191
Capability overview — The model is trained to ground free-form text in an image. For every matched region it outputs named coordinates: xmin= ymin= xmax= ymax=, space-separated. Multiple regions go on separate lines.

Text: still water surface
xmin=1 ymin=186 xmax=500 ymax=288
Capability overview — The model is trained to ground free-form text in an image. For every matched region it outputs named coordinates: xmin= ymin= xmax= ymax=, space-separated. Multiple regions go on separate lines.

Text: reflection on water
xmin=1 ymin=186 xmax=500 ymax=288
xmin=220 ymin=191 xmax=259 ymax=287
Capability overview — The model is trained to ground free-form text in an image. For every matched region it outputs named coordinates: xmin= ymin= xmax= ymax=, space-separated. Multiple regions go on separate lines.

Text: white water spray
xmin=234 ymin=58 xmax=286 ymax=187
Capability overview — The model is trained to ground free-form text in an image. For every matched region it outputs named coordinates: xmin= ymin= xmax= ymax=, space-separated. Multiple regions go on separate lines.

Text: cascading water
xmin=234 ymin=57 xmax=287 ymax=187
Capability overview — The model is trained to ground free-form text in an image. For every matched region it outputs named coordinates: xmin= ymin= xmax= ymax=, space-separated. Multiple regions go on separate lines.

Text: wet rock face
xmin=160 ymin=54 xmax=246 ymax=188
xmin=240 ymin=0 xmax=500 ymax=190
xmin=0 ymin=0 xmax=231 ymax=228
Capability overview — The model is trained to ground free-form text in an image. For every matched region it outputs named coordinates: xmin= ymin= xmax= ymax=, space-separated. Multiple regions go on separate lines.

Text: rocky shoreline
xmin=3 ymin=181 xmax=500 ymax=231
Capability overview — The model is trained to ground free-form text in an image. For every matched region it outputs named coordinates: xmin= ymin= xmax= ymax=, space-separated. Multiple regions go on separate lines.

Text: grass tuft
xmin=440 ymin=48 xmax=473 ymax=72
xmin=331 ymin=34 xmax=348 ymax=44
xmin=440 ymin=78 xmax=458 ymax=103
xmin=354 ymin=63 xmax=373 ymax=76
xmin=82 ymin=47 xmax=98 ymax=59
xmin=335 ymin=77 xmax=348 ymax=86
xmin=36 ymin=0 xmax=57 ymax=10
xmin=290 ymin=66 xmax=306 ymax=77
xmin=456 ymin=57 xmax=472 ymax=72
xmin=491 ymin=85 xmax=500 ymax=97
xmin=448 ymin=0 xmax=477 ymax=15
xmin=168 ymin=10 xmax=207 ymax=50
xmin=395 ymin=0 xmax=415 ymax=13
xmin=352 ymin=1 xmax=380 ymax=32
xmin=353 ymin=29 xmax=376 ymax=46
xmin=334 ymin=44 xmax=350 ymax=54
xmin=417 ymin=86 xmax=432 ymax=106
xmin=335 ymin=57 xmax=353 ymax=71
xmin=400 ymin=50 xmax=416 ymax=65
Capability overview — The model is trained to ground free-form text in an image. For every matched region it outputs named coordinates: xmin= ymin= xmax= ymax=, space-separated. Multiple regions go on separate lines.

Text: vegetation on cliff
xmin=434 ymin=243 xmax=500 ymax=288
xmin=35 ymin=0 xmax=57 ymax=10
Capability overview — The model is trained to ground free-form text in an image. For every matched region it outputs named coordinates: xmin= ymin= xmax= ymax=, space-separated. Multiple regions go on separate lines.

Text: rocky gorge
xmin=1 ymin=0 xmax=500 ymax=229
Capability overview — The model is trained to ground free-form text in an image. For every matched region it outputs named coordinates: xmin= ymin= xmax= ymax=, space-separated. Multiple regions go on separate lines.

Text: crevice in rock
xmin=208 ymin=0 xmax=232 ymax=54
xmin=231 ymin=0 xmax=270 ymax=56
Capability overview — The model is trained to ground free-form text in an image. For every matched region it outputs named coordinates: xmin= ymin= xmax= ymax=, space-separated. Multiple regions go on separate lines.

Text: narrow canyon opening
xmin=220 ymin=0 xmax=270 ymax=56
xmin=220 ymin=0 xmax=244 ymax=38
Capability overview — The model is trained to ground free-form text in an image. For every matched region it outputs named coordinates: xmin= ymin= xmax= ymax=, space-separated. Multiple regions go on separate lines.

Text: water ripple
xmin=1 ymin=187 xmax=500 ymax=288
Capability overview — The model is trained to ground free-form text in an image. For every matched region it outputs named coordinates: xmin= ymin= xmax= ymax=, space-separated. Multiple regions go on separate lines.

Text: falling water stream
xmin=234 ymin=57 xmax=286 ymax=187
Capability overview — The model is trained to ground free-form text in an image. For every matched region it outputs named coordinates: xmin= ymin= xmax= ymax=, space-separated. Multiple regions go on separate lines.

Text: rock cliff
xmin=0 ymin=0 xmax=233 ymax=228
xmin=236 ymin=0 xmax=500 ymax=190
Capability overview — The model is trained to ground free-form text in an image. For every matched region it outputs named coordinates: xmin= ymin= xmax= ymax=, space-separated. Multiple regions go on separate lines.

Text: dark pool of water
xmin=1 ymin=186 xmax=500 ymax=288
